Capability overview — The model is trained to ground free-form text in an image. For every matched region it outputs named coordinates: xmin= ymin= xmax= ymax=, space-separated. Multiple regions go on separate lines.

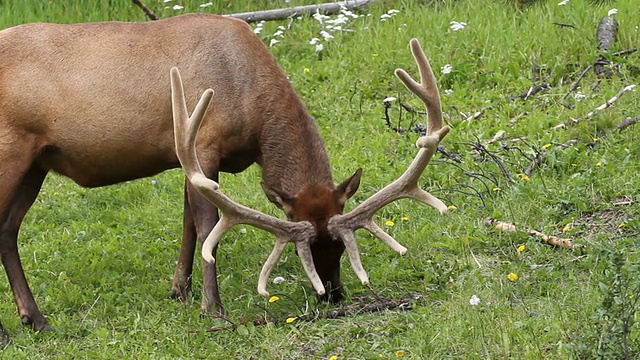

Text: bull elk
xmin=0 ymin=12 xmax=449 ymax=341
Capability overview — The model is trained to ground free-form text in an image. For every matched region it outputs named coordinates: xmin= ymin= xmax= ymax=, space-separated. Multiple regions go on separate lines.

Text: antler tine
xmin=170 ymin=67 xmax=324 ymax=297
xmin=394 ymin=38 xmax=448 ymax=142
xmin=328 ymin=39 xmax=450 ymax=286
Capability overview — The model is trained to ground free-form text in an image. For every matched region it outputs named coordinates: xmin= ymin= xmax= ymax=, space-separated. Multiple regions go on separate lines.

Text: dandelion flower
xmin=401 ymin=216 xmax=409 ymax=221
xmin=469 ymin=294 xmax=480 ymax=306
xmin=507 ymin=273 xmax=518 ymax=281
xmin=562 ymin=225 xmax=572 ymax=232
xmin=618 ymin=223 xmax=627 ymax=228
xmin=286 ymin=317 xmax=295 ymax=323
xmin=303 ymin=68 xmax=310 ymax=73
xmin=516 ymin=173 xmax=530 ymax=181
xmin=268 ymin=296 xmax=280 ymax=303
xmin=448 ymin=205 xmax=457 ymax=210
xmin=596 ymin=162 xmax=603 ymax=167
xmin=517 ymin=244 xmax=526 ymax=252
xmin=329 ymin=356 xmax=338 ymax=360
xmin=492 ymin=187 xmax=502 ymax=192
xmin=385 ymin=220 xmax=395 ymax=226
xmin=542 ymin=143 xmax=552 ymax=149
xmin=395 ymin=349 xmax=405 ymax=357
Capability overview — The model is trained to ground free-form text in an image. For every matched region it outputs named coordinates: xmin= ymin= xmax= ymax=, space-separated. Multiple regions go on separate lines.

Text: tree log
xmin=225 ymin=0 xmax=375 ymax=23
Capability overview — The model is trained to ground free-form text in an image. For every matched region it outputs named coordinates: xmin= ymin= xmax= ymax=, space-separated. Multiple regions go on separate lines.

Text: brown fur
xmin=0 ymin=14 xmax=360 ymax=332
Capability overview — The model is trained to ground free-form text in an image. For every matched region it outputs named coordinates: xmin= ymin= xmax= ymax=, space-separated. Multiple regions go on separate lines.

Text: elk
xmin=0 ymin=12 xmax=448 ymax=341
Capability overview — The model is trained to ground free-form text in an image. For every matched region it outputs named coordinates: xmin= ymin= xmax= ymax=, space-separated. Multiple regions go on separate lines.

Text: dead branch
xmin=561 ymin=64 xmax=593 ymax=102
xmin=614 ymin=116 xmax=640 ymax=131
xmin=484 ymin=217 xmax=585 ymax=249
xmin=612 ymin=48 xmax=638 ymax=56
xmin=225 ymin=0 xmax=375 ymax=23
xmin=465 ymin=83 xmax=548 ymax=122
xmin=132 ymin=0 xmax=159 ymax=20
xmin=555 ymin=84 xmax=637 ymax=129
xmin=197 ymin=295 xmax=420 ymax=333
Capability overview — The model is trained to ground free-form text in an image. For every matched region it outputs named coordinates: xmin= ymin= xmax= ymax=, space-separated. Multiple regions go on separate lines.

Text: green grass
xmin=1 ymin=0 xmax=639 ymax=358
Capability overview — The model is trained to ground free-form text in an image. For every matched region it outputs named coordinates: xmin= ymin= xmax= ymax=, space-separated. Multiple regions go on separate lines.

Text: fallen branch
xmin=197 ymin=295 xmax=420 ymax=333
xmin=554 ymin=84 xmax=637 ymax=129
xmin=614 ymin=116 xmax=640 ymax=131
xmin=484 ymin=217 xmax=585 ymax=249
xmin=225 ymin=0 xmax=375 ymax=23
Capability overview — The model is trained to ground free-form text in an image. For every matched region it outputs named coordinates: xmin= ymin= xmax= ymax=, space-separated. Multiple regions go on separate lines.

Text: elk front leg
xmin=171 ymin=182 xmax=197 ymax=301
xmin=0 ymin=161 xmax=49 ymax=331
xmin=187 ymin=176 xmax=223 ymax=315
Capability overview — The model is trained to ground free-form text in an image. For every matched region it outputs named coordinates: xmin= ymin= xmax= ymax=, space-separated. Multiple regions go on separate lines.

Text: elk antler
xmin=328 ymin=38 xmax=451 ymax=285
xmin=170 ymin=67 xmax=325 ymax=297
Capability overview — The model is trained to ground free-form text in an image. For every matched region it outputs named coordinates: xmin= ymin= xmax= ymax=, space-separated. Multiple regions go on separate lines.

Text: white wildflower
xmin=172 ymin=4 xmax=184 ymax=10
xmin=273 ymin=30 xmax=284 ymax=38
xmin=469 ymin=294 xmax=481 ymax=306
xmin=309 ymin=37 xmax=320 ymax=45
xmin=441 ymin=64 xmax=453 ymax=75
xmin=558 ymin=0 xmax=569 ymax=5
xmin=269 ymin=39 xmax=280 ymax=47
xmin=383 ymin=96 xmax=397 ymax=103
xmin=380 ymin=14 xmax=392 ymax=21
xmin=199 ymin=2 xmax=212 ymax=7
xmin=387 ymin=9 xmax=400 ymax=14
xmin=573 ymin=92 xmax=587 ymax=101
xmin=608 ymin=8 xmax=618 ymax=16
xmin=319 ymin=30 xmax=334 ymax=41
xmin=163 ymin=0 xmax=172 ymax=2
xmin=444 ymin=89 xmax=454 ymax=95
xmin=450 ymin=21 xmax=467 ymax=31
xmin=273 ymin=276 xmax=286 ymax=284
xmin=315 ymin=43 xmax=324 ymax=52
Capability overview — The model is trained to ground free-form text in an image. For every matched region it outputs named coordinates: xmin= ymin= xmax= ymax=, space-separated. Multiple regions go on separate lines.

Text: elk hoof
xmin=21 ymin=315 xmax=52 ymax=332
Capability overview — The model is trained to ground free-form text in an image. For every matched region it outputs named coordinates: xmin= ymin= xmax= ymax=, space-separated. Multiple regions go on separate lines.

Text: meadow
xmin=0 ymin=0 xmax=638 ymax=358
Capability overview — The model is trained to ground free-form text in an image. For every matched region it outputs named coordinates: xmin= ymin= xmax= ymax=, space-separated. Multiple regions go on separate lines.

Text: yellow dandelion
xmin=517 ymin=244 xmax=526 ymax=252
xmin=618 ymin=223 xmax=627 ymax=228
xmin=562 ymin=225 xmax=572 ymax=232
xmin=592 ymin=137 xmax=599 ymax=142
xmin=501 ymin=260 xmax=511 ymax=265
xmin=596 ymin=162 xmax=602 ymax=167
xmin=286 ymin=317 xmax=295 ymax=323
xmin=385 ymin=220 xmax=395 ymax=226
xmin=303 ymin=67 xmax=310 ymax=73
xmin=401 ymin=216 xmax=409 ymax=221
xmin=507 ymin=273 xmax=518 ymax=281
xmin=492 ymin=187 xmax=502 ymax=192
xmin=448 ymin=205 xmax=457 ymax=210
xmin=542 ymin=143 xmax=552 ymax=149
xmin=372 ymin=53 xmax=379 ymax=57
xmin=329 ymin=356 xmax=338 ymax=360
xmin=268 ymin=296 xmax=280 ymax=303
xmin=395 ymin=350 xmax=405 ymax=357
xmin=468 ymin=325 xmax=475 ymax=331
xmin=325 ymin=125 xmax=331 ymax=130
xmin=516 ymin=173 xmax=530 ymax=181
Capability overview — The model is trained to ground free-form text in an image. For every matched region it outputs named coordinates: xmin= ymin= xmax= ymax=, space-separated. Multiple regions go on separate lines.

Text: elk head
xmin=171 ymin=38 xmax=450 ymax=302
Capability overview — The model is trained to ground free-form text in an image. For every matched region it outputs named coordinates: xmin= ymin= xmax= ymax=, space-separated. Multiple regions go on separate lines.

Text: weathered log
xmin=225 ymin=0 xmax=375 ymax=23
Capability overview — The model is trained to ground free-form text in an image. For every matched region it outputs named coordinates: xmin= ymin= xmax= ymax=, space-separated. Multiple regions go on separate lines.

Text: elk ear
xmin=261 ymin=181 xmax=295 ymax=216
xmin=334 ymin=168 xmax=362 ymax=206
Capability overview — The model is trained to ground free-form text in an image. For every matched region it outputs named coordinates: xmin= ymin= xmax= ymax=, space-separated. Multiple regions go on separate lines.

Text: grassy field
xmin=0 ymin=0 xmax=639 ymax=358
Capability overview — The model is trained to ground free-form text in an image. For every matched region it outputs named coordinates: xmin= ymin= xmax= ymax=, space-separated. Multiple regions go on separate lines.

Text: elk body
xmin=0 ymin=13 xmax=449 ymax=341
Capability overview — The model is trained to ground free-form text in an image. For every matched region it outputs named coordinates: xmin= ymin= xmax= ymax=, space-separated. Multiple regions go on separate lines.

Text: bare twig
xmin=552 ymin=22 xmax=576 ymax=29
xmin=132 ymin=0 xmax=159 ymax=20
xmin=612 ymin=48 xmax=638 ymax=56
xmin=561 ymin=64 xmax=593 ymax=101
